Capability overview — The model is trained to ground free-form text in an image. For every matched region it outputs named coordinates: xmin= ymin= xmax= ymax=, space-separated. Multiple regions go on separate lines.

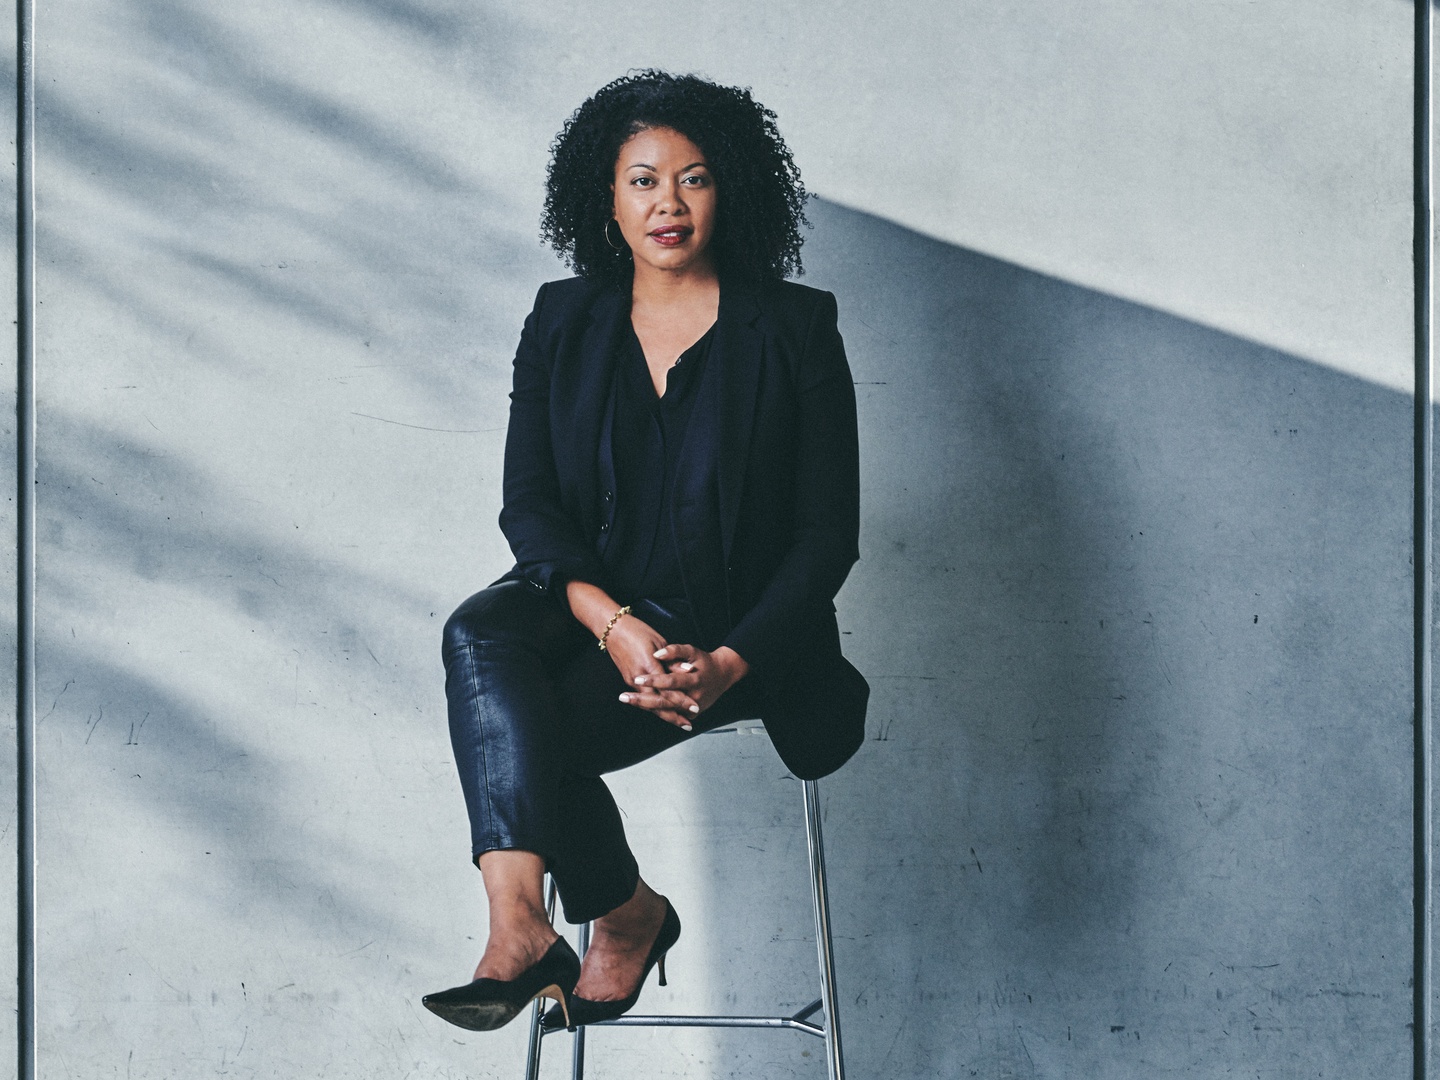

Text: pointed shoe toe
xmin=423 ymin=937 xmax=580 ymax=1033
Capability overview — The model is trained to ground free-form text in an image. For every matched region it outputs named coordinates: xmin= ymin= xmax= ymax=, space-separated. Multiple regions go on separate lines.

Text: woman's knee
xmin=443 ymin=581 xmax=528 ymax=654
xmin=442 ymin=579 xmax=571 ymax=658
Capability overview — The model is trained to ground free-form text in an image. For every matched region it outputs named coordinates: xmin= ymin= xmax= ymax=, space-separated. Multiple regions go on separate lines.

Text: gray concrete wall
xmin=28 ymin=1 xmax=1414 ymax=1077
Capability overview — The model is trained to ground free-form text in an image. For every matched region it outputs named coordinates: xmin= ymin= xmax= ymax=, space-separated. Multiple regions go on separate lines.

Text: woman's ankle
xmin=488 ymin=901 xmax=558 ymax=944
xmin=594 ymin=881 xmax=665 ymax=940
xmin=474 ymin=919 xmax=558 ymax=980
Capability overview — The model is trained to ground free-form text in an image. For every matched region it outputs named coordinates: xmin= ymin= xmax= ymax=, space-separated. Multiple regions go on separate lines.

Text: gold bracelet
xmin=597 ymin=605 xmax=632 ymax=652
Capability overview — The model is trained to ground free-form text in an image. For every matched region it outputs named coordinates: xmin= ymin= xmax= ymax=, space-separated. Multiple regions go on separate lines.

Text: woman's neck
xmin=629 ymin=261 xmax=720 ymax=315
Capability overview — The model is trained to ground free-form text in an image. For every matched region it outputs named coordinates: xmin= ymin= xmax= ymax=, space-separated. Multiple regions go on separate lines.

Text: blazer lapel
xmin=551 ymin=284 xmax=625 ymax=539
xmin=711 ymin=276 xmax=764 ymax=562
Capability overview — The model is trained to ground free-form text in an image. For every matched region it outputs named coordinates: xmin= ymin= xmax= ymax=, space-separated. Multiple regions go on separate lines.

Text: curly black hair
xmin=540 ymin=70 xmax=809 ymax=285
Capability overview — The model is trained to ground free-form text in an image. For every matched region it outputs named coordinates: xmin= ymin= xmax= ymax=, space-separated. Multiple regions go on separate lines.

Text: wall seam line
xmin=16 ymin=0 xmax=35 ymax=1076
xmin=1418 ymin=3 xmax=1433 ymax=1079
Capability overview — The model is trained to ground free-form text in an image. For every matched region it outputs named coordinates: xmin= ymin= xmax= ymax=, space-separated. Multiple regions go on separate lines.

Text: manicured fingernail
xmin=633 ymin=675 xmax=647 ymax=685
xmin=653 ymin=649 xmax=666 ymax=658
xmin=688 ymin=705 xmax=700 ymax=714
xmin=679 ymin=662 xmax=694 ymax=671
xmin=681 ymin=724 xmax=692 ymax=731
xmin=618 ymin=693 xmax=631 ymax=703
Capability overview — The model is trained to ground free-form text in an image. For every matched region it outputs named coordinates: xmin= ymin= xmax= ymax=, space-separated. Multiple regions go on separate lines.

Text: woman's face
xmin=610 ymin=126 xmax=717 ymax=278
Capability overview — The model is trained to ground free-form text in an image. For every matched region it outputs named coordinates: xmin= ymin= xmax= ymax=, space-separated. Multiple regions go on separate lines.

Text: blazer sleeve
xmin=719 ymin=290 xmax=861 ymax=676
xmin=497 ymin=283 xmax=608 ymax=600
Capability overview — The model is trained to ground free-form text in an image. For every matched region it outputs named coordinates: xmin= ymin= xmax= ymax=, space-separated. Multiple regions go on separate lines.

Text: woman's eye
xmin=683 ymin=174 xmax=708 ymax=186
xmin=632 ymin=176 xmax=654 ymax=187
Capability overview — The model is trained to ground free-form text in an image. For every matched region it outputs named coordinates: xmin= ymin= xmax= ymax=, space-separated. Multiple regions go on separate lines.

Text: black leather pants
xmin=442 ymin=579 xmax=760 ymax=924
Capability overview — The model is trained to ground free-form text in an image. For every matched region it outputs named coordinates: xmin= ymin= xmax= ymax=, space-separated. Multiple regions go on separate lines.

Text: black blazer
xmin=495 ymin=273 xmax=868 ymax=780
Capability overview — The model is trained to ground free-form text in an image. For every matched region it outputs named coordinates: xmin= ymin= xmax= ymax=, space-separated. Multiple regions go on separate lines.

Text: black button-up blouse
xmin=599 ymin=319 xmax=717 ymax=604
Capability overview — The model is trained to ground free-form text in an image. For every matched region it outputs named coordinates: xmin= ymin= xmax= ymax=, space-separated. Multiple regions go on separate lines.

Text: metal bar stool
xmin=521 ymin=720 xmax=847 ymax=1080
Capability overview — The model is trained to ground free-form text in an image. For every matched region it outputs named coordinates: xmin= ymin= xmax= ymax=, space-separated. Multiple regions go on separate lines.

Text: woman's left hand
xmin=624 ymin=644 xmax=751 ymax=719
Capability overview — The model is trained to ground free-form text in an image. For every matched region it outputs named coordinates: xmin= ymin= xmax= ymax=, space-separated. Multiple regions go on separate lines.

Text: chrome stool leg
xmin=525 ymin=764 xmax=847 ymax=1079
xmin=803 ymin=778 xmax=845 ymax=1080
xmin=571 ymin=920 xmax=590 ymax=1080
xmin=522 ymin=876 xmax=559 ymax=1080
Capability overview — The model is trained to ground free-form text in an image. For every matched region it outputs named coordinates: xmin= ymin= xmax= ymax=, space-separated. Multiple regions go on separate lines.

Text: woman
xmin=422 ymin=70 xmax=868 ymax=1035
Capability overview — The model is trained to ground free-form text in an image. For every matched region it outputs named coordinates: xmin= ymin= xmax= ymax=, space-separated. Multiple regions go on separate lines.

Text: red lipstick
xmin=648 ymin=225 xmax=692 ymax=246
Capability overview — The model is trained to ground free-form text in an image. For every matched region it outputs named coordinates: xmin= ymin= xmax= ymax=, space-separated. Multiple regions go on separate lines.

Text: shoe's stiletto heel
xmin=423 ymin=937 xmax=580 ymax=1033
xmin=543 ymin=898 xmax=681 ymax=1030
xmin=545 ymin=983 xmax=573 ymax=1030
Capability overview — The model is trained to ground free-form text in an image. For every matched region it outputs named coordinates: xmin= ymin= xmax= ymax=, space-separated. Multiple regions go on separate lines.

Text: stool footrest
xmin=558 ymin=1009 xmax=826 ymax=1038
xmin=790 ymin=997 xmax=824 ymax=1023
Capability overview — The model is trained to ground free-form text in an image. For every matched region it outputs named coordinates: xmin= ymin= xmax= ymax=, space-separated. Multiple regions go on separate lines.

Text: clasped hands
xmin=606 ymin=618 xmax=748 ymax=730
xmin=567 ymin=580 xmax=749 ymax=731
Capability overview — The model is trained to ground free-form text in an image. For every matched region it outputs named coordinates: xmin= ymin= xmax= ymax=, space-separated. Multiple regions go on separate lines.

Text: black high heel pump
xmin=423 ymin=936 xmax=580 ymax=1032
xmin=542 ymin=897 xmax=681 ymax=1031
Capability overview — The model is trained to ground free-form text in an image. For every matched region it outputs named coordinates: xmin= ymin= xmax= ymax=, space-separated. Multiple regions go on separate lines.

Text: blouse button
xmin=599 ymin=522 xmax=609 ymax=533
xmin=603 ymin=490 xmax=613 ymax=502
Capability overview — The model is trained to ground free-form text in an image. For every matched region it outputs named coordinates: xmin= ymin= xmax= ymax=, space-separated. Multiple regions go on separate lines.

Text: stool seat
xmin=520 ymin=725 xmax=847 ymax=1080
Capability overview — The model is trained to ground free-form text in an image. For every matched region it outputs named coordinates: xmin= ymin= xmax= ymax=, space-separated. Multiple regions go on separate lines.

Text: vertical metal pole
xmin=570 ymin=920 xmax=589 ymax=1080
xmin=802 ymin=780 xmax=844 ymax=1080
xmin=1418 ymin=2 xmax=1435 ymax=1078
xmin=522 ymin=877 xmax=559 ymax=1080
xmin=15 ymin=0 xmax=36 ymax=1074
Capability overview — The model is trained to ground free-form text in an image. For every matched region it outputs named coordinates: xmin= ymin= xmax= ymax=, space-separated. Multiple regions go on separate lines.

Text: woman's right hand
xmin=601 ymin=615 xmax=701 ymax=729
xmin=565 ymin=579 xmax=700 ymax=729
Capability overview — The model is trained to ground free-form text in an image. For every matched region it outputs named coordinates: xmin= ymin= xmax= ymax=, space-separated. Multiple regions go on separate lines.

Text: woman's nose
xmin=656 ymin=182 xmax=686 ymax=213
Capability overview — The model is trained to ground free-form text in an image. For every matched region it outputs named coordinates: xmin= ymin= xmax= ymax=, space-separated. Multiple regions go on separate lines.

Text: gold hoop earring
xmin=603 ymin=219 xmax=627 ymax=253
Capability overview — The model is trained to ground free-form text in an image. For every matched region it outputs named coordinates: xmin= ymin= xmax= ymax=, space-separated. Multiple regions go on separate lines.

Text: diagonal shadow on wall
xmin=652 ymin=195 xmax=1411 ymax=1078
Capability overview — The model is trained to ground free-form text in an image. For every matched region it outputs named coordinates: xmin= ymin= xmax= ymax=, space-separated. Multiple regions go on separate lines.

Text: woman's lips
xmin=648 ymin=226 xmax=692 ymax=247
